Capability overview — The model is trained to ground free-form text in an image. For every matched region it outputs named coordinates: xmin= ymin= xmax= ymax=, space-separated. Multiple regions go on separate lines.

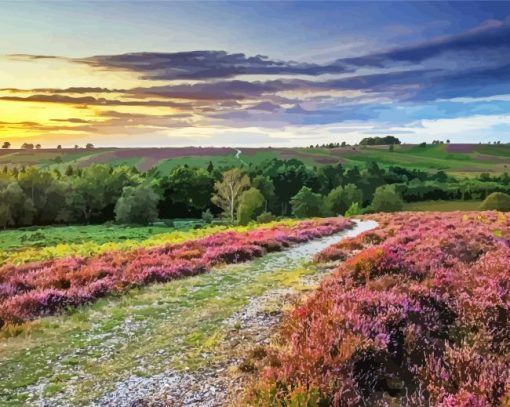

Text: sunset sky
xmin=1 ymin=1 xmax=510 ymax=147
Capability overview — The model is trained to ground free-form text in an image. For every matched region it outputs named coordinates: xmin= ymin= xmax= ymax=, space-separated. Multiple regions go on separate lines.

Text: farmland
xmin=1 ymin=143 xmax=510 ymax=176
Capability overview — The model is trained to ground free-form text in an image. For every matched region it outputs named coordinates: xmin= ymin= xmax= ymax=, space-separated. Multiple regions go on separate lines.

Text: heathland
xmin=0 ymin=143 xmax=509 ymax=406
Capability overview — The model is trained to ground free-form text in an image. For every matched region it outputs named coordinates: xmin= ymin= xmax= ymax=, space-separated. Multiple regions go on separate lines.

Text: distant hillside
xmin=0 ymin=144 xmax=509 ymax=176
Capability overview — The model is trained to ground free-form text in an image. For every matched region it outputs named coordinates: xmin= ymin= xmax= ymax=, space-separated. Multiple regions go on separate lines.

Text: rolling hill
xmin=1 ymin=143 xmax=509 ymax=176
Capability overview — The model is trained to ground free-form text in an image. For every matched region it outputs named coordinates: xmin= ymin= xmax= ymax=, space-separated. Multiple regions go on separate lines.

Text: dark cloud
xmin=248 ymin=101 xmax=282 ymax=112
xmin=130 ymin=80 xmax=293 ymax=100
xmin=339 ymin=22 xmax=510 ymax=67
xmin=77 ymin=51 xmax=350 ymax=80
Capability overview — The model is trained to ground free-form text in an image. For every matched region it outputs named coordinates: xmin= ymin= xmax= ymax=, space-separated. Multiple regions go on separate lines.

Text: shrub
xmin=480 ymin=192 xmax=510 ymax=211
xmin=345 ymin=202 xmax=363 ymax=217
xmin=256 ymin=212 xmax=276 ymax=223
xmin=247 ymin=212 xmax=510 ymax=405
xmin=201 ymin=209 xmax=214 ymax=224
xmin=290 ymin=187 xmax=325 ymax=218
xmin=370 ymin=185 xmax=404 ymax=213
xmin=237 ymin=188 xmax=265 ymax=226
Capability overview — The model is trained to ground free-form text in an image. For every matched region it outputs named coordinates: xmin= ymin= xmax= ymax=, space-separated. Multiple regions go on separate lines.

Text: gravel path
xmin=92 ymin=220 xmax=377 ymax=407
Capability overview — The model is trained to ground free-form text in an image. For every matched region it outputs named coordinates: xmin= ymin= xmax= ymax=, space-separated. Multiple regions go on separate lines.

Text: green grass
xmin=0 ymin=241 xmax=330 ymax=405
xmin=0 ymin=224 xmax=173 ymax=252
xmin=403 ymin=200 xmax=483 ymax=212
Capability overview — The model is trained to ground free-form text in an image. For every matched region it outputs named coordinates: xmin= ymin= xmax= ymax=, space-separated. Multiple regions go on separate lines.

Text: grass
xmin=0 ymin=232 xmax=339 ymax=406
xmin=403 ymin=200 xmax=483 ymax=212
xmin=0 ymin=224 xmax=173 ymax=252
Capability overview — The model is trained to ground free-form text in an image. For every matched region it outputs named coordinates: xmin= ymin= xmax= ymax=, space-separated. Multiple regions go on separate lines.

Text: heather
xmin=0 ymin=217 xmax=352 ymax=326
xmin=247 ymin=212 xmax=510 ymax=406
xmin=0 ymin=219 xmax=299 ymax=266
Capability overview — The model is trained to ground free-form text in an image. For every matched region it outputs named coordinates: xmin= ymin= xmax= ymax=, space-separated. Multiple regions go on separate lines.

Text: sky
xmin=1 ymin=1 xmax=510 ymax=147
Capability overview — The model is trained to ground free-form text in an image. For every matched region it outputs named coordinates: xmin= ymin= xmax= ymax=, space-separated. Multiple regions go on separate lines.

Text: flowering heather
xmin=446 ymin=144 xmax=477 ymax=153
xmin=0 ymin=218 xmax=352 ymax=326
xmin=247 ymin=212 xmax=510 ymax=406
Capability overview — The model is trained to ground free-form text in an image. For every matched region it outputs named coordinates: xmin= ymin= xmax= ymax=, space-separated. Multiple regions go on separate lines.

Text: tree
xmin=86 ymin=143 xmax=94 ymax=149
xmin=21 ymin=143 xmax=34 ymax=150
xmin=359 ymin=136 xmax=401 ymax=146
xmin=201 ymin=209 xmax=214 ymax=224
xmin=207 ymin=161 xmax=214 ymax=174
xmin=211 ymin=168 xmax=250 ymax=222
xmin=115 ymin=183 xmax=160 ymax=225
xmin=370 ymin=185 xmax=404 ymax=213
xmin=290 ymin=186 xmax=324 ymax=218
xmin=345 ymin=202 xmax=363 ymax=217
xmin=237 ymin=187 xmax=264 ymax=225
xmin=0 ymin=203 xmax=11 ymax=229
xmin=35 ymin=144 xmax=42 ymax=150
xmin=67 ymin=164 xmax=139 ymax=223
xmin=1 ymin=142 xmax=10 ymax=149
xmin=57 ymin=145 xmax=62 ymax=150
xmin=2 ymin=182 xmax=35 ymax=226
xmin=159 ymin=166 xmax=214 ymax=218
xmin=480 ymin=192 xmax=510 ymax=212
xmin=326 ymin=184 xmax=362 ymax=215
xmin=252 ymin=175 xmax=275 ymax=211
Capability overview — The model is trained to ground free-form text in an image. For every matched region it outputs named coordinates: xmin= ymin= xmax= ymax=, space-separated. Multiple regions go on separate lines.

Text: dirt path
xmin=93 ymin=220 xmax=378 ymax=407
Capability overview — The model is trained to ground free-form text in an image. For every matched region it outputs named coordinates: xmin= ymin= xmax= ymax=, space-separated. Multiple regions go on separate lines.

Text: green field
xmin=1 ymin=144 xmax=509 ymax=176
xmin=403 ymin=200 xmax=483 ymax=212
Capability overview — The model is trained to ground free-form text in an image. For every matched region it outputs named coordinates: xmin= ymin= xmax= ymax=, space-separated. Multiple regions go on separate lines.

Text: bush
xmin=370 ymin=185 xmax=404 ymax=213
xmin=290 ymin=187 xmax=325 ymax=218
xmin=237 ymin=188 xmax=265 ymax=226
xmin=480 ymin=192 xmax=510 ymax=212
xmin=256 ymin=212 xmax=276 ymax=223
xmin=201 ymin=209 xmax=214 ymax=224
xmin=345 ymin=202 xmax=363 ymax=217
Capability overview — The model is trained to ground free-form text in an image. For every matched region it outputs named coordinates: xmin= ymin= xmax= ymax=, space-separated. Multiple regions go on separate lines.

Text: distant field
xmin=0 ymin=144 xmax=509 ymax=175
xmin=403 ymin=200 xmax=483 ymax=211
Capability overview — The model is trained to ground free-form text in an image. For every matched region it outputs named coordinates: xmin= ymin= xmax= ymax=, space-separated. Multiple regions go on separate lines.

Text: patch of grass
xmin=43 ymin=383 xmax=63 ymax=397
xmin=403 ymin=200 xmax=483 ymax=212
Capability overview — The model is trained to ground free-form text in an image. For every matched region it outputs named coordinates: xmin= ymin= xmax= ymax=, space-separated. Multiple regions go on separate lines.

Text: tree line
xmin=1 ymin=158 xmax=510 ymax=228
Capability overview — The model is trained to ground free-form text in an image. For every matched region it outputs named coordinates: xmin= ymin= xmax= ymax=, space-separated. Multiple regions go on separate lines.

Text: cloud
xmin=0 ymin=94 xmax=192 ymax=109
xmin=3 ymin=18 xmax=510 ymax=145
xmin=339 ymin=21 xmax=510 ymax=67
xmin=77 ymin=50 xmax=351 ymax=80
